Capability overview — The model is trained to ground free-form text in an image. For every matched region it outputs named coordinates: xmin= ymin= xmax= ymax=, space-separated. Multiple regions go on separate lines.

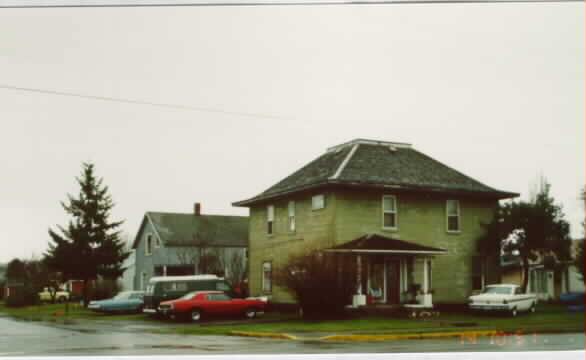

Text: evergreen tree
xmin=44 ymin=163 xmax=129 ymax=306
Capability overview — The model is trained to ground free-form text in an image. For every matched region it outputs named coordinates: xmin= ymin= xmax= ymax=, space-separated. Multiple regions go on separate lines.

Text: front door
xmin=386 ymin=259 xmax=401 ymax=304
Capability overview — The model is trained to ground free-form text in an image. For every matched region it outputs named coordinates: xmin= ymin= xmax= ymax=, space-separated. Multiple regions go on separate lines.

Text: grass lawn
xmin=159 ymin=304 xmax=585 ymax=336
xmin=0 ymin=301 xmax=153 ymax=322
xmin=0 ymin=301 xmax=583 ymax=337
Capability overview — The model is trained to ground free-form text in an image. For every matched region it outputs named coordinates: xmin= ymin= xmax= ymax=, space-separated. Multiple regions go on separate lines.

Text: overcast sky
xmin=0 ymin=3 xmax=583 ymax=263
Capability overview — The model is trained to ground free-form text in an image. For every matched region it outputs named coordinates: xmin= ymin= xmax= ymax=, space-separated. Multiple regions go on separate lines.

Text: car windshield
xmin=482 ymin=286 xmax=513 ymax=295
xmin=179 ymin=291 xmax=198 ymax=300
xmin=113 ymin=292 xmax=132 ymax=300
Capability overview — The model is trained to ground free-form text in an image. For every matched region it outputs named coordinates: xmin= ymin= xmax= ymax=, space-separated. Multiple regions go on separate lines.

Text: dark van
xmin=143 ymin=275 xmax=234 ymax=315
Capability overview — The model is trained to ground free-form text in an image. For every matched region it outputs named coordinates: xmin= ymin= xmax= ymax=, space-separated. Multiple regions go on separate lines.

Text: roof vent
xmin=388 ymin=145 xmax=398 ymax=152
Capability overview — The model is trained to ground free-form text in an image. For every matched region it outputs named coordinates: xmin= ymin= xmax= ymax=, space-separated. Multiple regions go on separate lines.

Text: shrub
xmin=274 ymin=250 xmax=357 ymax=320
xmin=5 ymin=285 xmax=39 ymax=307
xmin=88 ymin=279 xmax=121 ymax=301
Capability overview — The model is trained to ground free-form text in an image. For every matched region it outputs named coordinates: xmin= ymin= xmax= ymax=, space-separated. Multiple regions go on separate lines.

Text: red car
xmin=157 ymin=290 xmax=267 ymax=322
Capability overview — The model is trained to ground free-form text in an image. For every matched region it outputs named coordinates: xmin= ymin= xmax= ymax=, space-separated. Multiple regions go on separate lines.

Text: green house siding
xmin=248 ymin=188 xmax=497 ymax=304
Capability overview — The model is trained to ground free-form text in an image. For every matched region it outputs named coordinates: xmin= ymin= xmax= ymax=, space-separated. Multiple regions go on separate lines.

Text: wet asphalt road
xmin=0 ymin=316 xmax=584 ymax=356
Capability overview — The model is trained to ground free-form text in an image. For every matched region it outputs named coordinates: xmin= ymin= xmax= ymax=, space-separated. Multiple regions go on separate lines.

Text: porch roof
xmin=324 ymin=233 xmax=448 ymax=255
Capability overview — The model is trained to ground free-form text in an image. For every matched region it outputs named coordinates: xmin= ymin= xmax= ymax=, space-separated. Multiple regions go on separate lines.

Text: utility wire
xmin=0 ymin=0 xmax=582 ymax=6
xmin=0 ymin=84 xmax=284 ymax=119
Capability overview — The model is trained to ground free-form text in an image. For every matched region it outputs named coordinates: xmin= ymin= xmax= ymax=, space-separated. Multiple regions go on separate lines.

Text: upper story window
xmin=446 ymin=200 xmax=461 ymax=232
xmin=145 ymin=234 xmax=153 ymax=256
xmin=288 ymin=200 xmax=296 ymax=232
xmin=267 ymin=205 xmax=275 ymax=235
xmin=382 ymin=195 xmax=397 ymax=229
xmin=312 ymin=194 xmax=325 ymax=210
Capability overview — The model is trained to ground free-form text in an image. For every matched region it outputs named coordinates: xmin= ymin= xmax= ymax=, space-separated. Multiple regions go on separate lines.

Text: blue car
xmin=88 ymin=291 xmax=145 ymax=314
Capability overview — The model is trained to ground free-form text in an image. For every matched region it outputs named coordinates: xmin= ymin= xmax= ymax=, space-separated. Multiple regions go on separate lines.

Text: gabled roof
xmin=234 ymin=139 xmax=518 ymax=206
xmin=132 ymin=212 xmax=248 ymax=249
xmin=324 ymin=233 xmax=448 ymax=254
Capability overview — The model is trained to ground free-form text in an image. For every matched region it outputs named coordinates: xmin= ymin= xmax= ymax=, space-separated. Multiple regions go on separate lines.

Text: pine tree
xmin=44 ymin=163 xmax=129 ymax=306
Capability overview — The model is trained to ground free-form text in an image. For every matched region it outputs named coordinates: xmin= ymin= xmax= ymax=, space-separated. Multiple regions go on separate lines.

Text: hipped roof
xmin=234 ymin=139 xmax=518 ymax=206
xmin=325 ymin=233 xmax=448 ymax=255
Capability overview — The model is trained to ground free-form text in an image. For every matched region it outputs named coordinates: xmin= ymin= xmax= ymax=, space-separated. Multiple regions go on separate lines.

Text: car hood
xmin=90 ymin=298 xmax=136 ymax=306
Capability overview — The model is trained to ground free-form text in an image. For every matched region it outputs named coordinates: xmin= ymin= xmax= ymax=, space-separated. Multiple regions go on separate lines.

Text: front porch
xmin=325 ymin=234 xmax=448 ymax=309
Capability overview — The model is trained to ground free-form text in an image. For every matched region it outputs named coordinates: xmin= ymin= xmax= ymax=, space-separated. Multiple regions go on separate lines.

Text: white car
xmin=468 ymin=284 xmax=537 ymax=316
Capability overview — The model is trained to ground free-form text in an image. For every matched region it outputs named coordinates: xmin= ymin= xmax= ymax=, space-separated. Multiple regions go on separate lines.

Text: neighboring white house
xmin=120 ymin=251 xmax=136 ymax=291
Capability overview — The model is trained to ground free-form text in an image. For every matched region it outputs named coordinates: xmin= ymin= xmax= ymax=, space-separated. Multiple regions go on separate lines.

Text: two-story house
xmin=132 ymin=203 xmax=248 ymax=290
xmin=233 ymin=139 xmax=518 ymax=307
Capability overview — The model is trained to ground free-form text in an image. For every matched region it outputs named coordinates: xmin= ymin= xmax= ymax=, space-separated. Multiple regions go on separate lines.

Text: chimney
xmin=194 ymin=203 xmax=201 ymax=216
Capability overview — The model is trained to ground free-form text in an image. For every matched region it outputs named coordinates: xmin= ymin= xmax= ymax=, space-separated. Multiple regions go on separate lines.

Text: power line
xmin=0 ymin=84 xmax=284 ymax=119
xmin=0 ymin=0 xmax=582 ymax=7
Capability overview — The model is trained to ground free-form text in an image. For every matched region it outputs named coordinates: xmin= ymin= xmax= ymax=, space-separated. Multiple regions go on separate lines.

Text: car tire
xmin=190 ymin=309 xmax=202 ymax=322
xmin=58 ymin=297 xmax=66 ymax=303
xmin=511 ymin=307 xmax=518 ymax=317
xmin=244 ymin=307 xmax=257 ymax=319
xmin=530 ymin=303 xmax=536 ymax=313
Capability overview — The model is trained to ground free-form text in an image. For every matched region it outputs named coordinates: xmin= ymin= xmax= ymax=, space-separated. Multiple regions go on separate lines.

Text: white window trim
xmin=267 ymin=205 xmax=274 ymax=235
xmin=446 ymin=200 xmax=461 ymax=233
xmin=145 ymin=234 xmax=153 ymax=256
xmin=288 ymin=200 xmax=296 ymax=233
xmin=311 ymin=194 xmax=325 ymax=210
xmin=262 ymin=261 xmax=272 ymax=293
xmin=382 ymin=195 xmax=398 ymax=230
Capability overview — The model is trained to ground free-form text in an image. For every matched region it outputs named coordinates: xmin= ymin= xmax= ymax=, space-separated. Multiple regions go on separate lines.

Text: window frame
xmin=262 ymin=261 xmax=272 ymax=294
xmin=446 ymin=200 xmax=461 ymax=233
xmin=145 ymin=234 xmax=153 ymax=256
xmin=267 ymin=205 xmax=275 ymax=235
xmin=288 ymin=200 xmax=296 ymax=232
xmin=382 ymin=195 xmax=398 ymax=230
xmin=311 ymin=194 xmax=325 ymax=210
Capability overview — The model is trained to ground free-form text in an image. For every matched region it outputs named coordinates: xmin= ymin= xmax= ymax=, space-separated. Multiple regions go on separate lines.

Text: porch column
xmin=423 ymin=258 xmax=429 ymax=293
xmin=352 ymin=254 xmax=366 ymax=307
xmin=357 ymin=255 xmax=362 ymax=295
xmin=163 ymin=265 xmax=167 ymax=277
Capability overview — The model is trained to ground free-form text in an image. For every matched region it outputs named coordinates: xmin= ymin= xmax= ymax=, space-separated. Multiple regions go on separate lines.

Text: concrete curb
xmin=230 ymin=331 xmax=298 ymax=340
xmin=229 ymin=330 xmax=501 ymax=341
xmin=320 ymin=330 xmax=498 ymax=341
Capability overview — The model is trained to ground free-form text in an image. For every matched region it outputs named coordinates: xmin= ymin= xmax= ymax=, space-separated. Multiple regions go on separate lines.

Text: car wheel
xmin=530 ymin=303 xmax=536 ymax=313
xmin=58 ymin=297 xmax=66 ymax=303
xmin=244 ymin=307 xmax=257 ymax=319
xmin=511 ymin=307 xmax=518 ymax=317
xmin=190 ymin=309 xmax=202 ymax=322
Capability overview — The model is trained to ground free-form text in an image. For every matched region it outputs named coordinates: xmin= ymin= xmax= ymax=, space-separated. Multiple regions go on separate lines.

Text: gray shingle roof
xmin=132 ymin=212 xmax=248 ymax=249
xmin=325 ymin=233 xmax=448 ymax=254
xmin=234 ymin=139 xmax=518 ymax=206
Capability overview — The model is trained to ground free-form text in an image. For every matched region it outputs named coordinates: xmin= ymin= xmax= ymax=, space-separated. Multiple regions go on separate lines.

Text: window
xmin=288 ymin=200 xmax=296 ymax=232
xmin=262 ymin=262 xmax=272 ymax=293
xmin=154 ymin=235 xmax=161 ymax=248
xmin=267 ymin=205 xmax=274 ymax=235
xmin=145 ymin=234 xmax=153 ymax=255
xmin=208 ymin=293 xmax=231 ymax=301
xmin=472 ymin=256 xmax=484 ymax=291
xmin=382 ymin=195 xmax=397 ymax=229
xmin=446 ymin=200 xmax=461 ymax=232
xmin=312 ymin=194 xmax=325 ymax=210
